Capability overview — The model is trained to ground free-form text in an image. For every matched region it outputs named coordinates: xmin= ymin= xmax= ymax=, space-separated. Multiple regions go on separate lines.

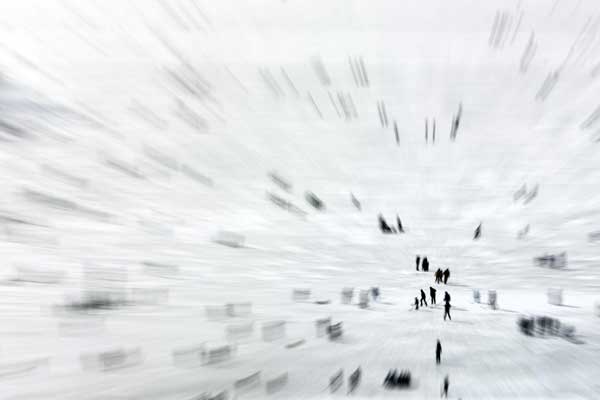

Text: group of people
xmin=436 ymin=341 xmax=450 ymax=397
xmin=383 ymin=369 xmax=411 ymax=388
xmin=415 ymin=255 xmax=429 ymax=271
xmin=378 ymin=214 xmax=404 ymax=234
xmin=414 ymin=288 xmax=451 ymax=320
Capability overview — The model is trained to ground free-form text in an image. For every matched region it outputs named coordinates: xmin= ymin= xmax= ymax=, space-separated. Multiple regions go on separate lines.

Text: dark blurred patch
xmin=80 ymin=347 xmax=142 ymax=371
xmin=305 ymin=191 xmax=325 ymax=210
xmin=174 ymin=98 xmax=209 ymax=132
xmin=234 ymin=371 xmax=261 ymax=394
xmin=311 ymin=56 xmax=331 ymax=86
xmin=266 ymin=192 xmax=307 ymax=217
xmin=534 ymin=252 xmax=567 ymax=269
xmin=268 ymin=171 xmax=292 ymax=192
xmin=265 ymin=372 xmax=288 ymax=394
xmin=22 ymin=189 xmax=113 ymax=220
xmin=262 ymin=321 xmax=285 ymax=342
xmin=213 ymin=231 xmax=245 ymax=248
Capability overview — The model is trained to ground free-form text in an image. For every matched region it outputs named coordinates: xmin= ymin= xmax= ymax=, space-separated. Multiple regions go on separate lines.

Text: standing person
xmin=443 ymin=268 xmax=450 ymax=284
xmin=422 ymin=257 xmax=429 ymax=272
xmin=441 ymin=375 xmax=449 ymax=398
xmin=444 ymin=291 xmax=451 ymax=304
xmin=414 ymin=297 xmax=419 ymax=310
xmin=474 ymin=222 xmax=482 ymax=240
xmin=435 ymin=268 xmax=443 ymax=284
xmin=420 ymin=289 xmax=428 ymax=307
xmin=430 ymin=286 xmax=437 ymax=305
xmin=378 ymin=214 xmax=392 ymax=233
xmin=436 ymin=340 xmax=442 ymax=364
xmin=416 ymin=255 xmax=421 ymax=271
xmin=444 ymin=300 xmax=452 ymax=321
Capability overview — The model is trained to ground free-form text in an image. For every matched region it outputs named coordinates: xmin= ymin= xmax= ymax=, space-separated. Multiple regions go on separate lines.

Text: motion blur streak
xmin=0 ymin=0 xmax=600 ymax=399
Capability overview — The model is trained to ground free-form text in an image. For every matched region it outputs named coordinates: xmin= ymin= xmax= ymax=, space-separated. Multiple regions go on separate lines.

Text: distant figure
xmin=378 ymin=214 xmax=393 ymax=234
xmin=414 ymin=297 xmax=419 ymax=310
xmin=441 ymin=375 xmax=449 ymax=398
xmin=394 ymin=121 xmax=399 ymax=145
xmin=422 ymin=257 xmax=430 ymax=272
xmin=443 ymin=268 xmax=450 ymax=284
xmin=350 ymin=193 xmax=361 ymax=211
xmin=425 ymin=118 xmax=429 ymax=143
xmin=435 ymin=268 xmax=443 ymax=284
xmin=433 ymin=119 xmax=436 ymax=143
xmin=396 ymin=215 xmax=404 ymax=233
xmin=444 ymin=301 xmax=452 ymax=321
xmin=371 ymin=287 xmax=380 ymax=301
xmin=420 ymin=289 xmax=428 ymax=307
xmin=416 ymin=255 xmax=421 ymax=271
xmin=430 ymin=286 xmax=437 ymax=305
xmin=436 ymin=340 xmax=442 ymax=364
xmin=444 ymin=291 xmax=451 ymax=304
xmin=474 ymin=222 xmax=482 ymax=240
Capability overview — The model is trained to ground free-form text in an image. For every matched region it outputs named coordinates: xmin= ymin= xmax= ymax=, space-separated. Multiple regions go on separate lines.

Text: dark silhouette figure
xmin=436 ymin=340 xmax=442 ymax=364
xmin=443 ymin=268 xmax=450 ymax=284
xmin=416 ymin=255 xmax=421 ymax=271
xmin=422 ymin=257 xmax=429 ymax=272
xmin=430 ymin=286 xmax=437 ymax=305
xmin=442 ymin=375 xmax=449 ymax=398
xmin=378 ymin=214 xmax=392 ymax=234
xmin=474 ymin=222 xmax=482 ymax=240
xmin=371 ymin=287 xmax=380 ymax=301
xmin=425 ymin=118 xmax=429 ymax=143
xmin=414 ymin=297 xmax=419 ymax=310
xmin=433 ymin=119 xmax=436 ymax=143
xmin=435 ymin=268 xmax=443 ymax=284
xmin=420 ymin=289 xmax=428 ymax=307
xmin=444 ymin=302 xmax=452 ymax=321
xmin=396 ymin=215 xmax=404 ymax=233
xmin=444 ymin=291 xmax=451 ymax=304
xmin=394 ymin=121 xmax=399 ymax=145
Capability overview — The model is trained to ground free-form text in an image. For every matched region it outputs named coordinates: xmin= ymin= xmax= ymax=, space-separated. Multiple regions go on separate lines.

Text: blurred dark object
xmin=534 ymin=252 xmax=567 ymax=269
xmin=305 ymin=191 xmax=325 ymax=210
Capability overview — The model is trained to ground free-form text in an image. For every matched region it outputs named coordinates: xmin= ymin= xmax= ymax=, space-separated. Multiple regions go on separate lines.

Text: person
xmin=371 ymin=287 xmax=380 ymax=301
xmin=422 ymin=257 xmax=429 ymax=272
xmin=435 ymin=268 xmax=443 ymax=284
xmin=420 ymin=289 xmax=428 ymax=307
xmin=414 ymin=297 xmax=419 ymax=310
xmin=444 ymin=301 xmax=452 ymax=321
xmin=474 ymin=222 xmax=482 ymax=240
xmin=443 ymin=268 xmax=450 ymax=284
xmin=416 ymin=255 xmax=421 ymax=271
xmin=444 ymin=291 xmax=451 ymax=304
xmin=430 ymin=286 xmax=437 ymax=305
xmin=396 ymin=215 xmax=404 ymax=233
xmin=436 ymin=340 xmax=442 ymax=364
xmin=441 ymin=375 xmax=449 ymax=398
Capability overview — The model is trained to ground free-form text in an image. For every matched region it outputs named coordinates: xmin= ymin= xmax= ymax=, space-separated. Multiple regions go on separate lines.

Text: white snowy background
xmin=0 ymin=0 xmax=599 ymax=398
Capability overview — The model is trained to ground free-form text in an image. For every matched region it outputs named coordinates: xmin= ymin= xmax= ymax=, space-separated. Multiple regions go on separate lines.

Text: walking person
xmin=444 ymin=300 xmax=452 ymax=321
xmin=422 ymin=257 xmax=429 ymax=272
xmin=416 ymin=255 xmax=421 ymax=271
xmin=435 ymin=268 xmax=443 ymax=284
xmin=414 ymin=297 xmax=419 ymax=310
xmin=420 ymin=289 xmax=428 ymax=307
xmin=436 ymin=340 xmax=442 ymax=364
xmin=441 ymin=375 xmax=449 ymax=398
xmin=430 ymin=286 xmax=437 ymax=305
xmin=396 ymin=215 xmax=404 ymax=233
xmin=443 ymin=268 xmax=450 ymax=284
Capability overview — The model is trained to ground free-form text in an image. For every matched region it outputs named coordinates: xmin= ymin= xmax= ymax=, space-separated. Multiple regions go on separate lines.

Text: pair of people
xmin=435 ymin=268 xmax=450 ymax=284
xmin=378 ymin=214 xmax=404 ymax=234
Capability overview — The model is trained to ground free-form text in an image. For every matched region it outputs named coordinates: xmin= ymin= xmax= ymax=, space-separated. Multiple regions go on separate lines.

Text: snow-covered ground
xmin=0 ymin=0 xmax=600 ymax=398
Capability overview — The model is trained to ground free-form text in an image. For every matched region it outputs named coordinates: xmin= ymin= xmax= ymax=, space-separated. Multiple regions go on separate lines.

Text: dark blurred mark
xmin=534 ymin=251 xmax=567 ymax=269
xmin=268 ymin=171 xmax=292 ymax=192
xmin=158 ymin=0 xmax=191 ymax=31
xmin=22 ymin=189 xmax=113 ymax=220
xmin=329 ymin=92 xmax=341 ymax=117
xmin=213 ymin=231 xmax=245 ymax=248
xmin=311 ymin=56 xmax=331 ymax=86
xmin=129 ymin=100 xmax=168 ymax=130
xmin=206 ymin=344 xmax=234 ymax=364
xmin=393 ymin=120 xmax=399 ymax=144
xmin=281 ymin=67 xmax=299 ymax=97
xmin=514 ymin=184 xmax=527 ymax=201
xmin=292 ymin=288 xmax=311 ymax=302
xmin=42 ymin=164 xmax=89 ymax=188
xmin=450 ymin=103 xmax=462 ymax=141
xmin=305 ymin=191 xmax=325 ymax=210
xmin=329 ymin=369 xmax=343 ymax=393
xmin=535 ymin=70 xmax=560 ymax=101
xmin=104 ymin=158 xmax=146 ymax=179
xmin=181 ymin=164 xmax=214 ymax=186
xmin=172 ymin=344 xmax=206 ymax=367
xmin=307 ymin=92 xmax=323 ymax=119
xmin=267 ymin=192 xmax=307 ymax=217
xmin=348 ymin=367 xmax=361 ymax=394
xmin=347 ymin=93 xmax=358 ymax=118
xmin=337 ymin=92 xmax=351 ymax=119
xmin=522 ymin=184 xmax=538 ymax=204
xmin=174 ymin=98 xmax=209 ymax=132
xmin=588 ymin=230 xmax=600 ymax=242
xmin=432 ymin=118 xmax=436 ymax=143
xmin=315 ymin=317 xmax=331 ymax=337
xmin=0 ymin=213 xmax=45 ymax=227
xmin=0 ymin=119 xmax=27 ymax=139
xmin=349 ymin=57 xmax=359 ymax=86
xmin=580 ymin=104 xmax=600 ymax=129
xmin=328 ymin=322 xmax=343 ymax=340
xmin=377 ymin=101 xmax=388 ymax=127
xmin=520 ymin=32 xmax=537 ymax=73
xmin=64 ymin=292 xmax=127 ymax=312
xmin=286 ymin=339 xmax=305 ymax=348
xmin=226 ymin=302 xmax=252 ymax=317
xmin=350 ymin=193 xmax=361 ymax=211
xmin=517 ymin=224 xmax=530 ymax=239
xmin=235 ymin=371 xmax=261 ymax=394
xmin=0 ymin=357 xmax=49 ymax=379
xmin=266 ymin=372 xmax=288 ymax=394
xmin=224 ymin=66 xmax=249 ymax=94
xmin=510 ymin=10 xmax=523 ymax=44
xmin=262 ymin=321 xmax=285 ymax=341
xmin=425 ymin=117 xmax=428 ymax=143
xmin=259 ymin=68 xmax=284 ymax=97
xmin=143 ymin=145 xmax=179 ymax=171
xmin=359 ymin=57 xmax=369 ymax=87
xmin=80 ymin=348 xmax=142 ymax=371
